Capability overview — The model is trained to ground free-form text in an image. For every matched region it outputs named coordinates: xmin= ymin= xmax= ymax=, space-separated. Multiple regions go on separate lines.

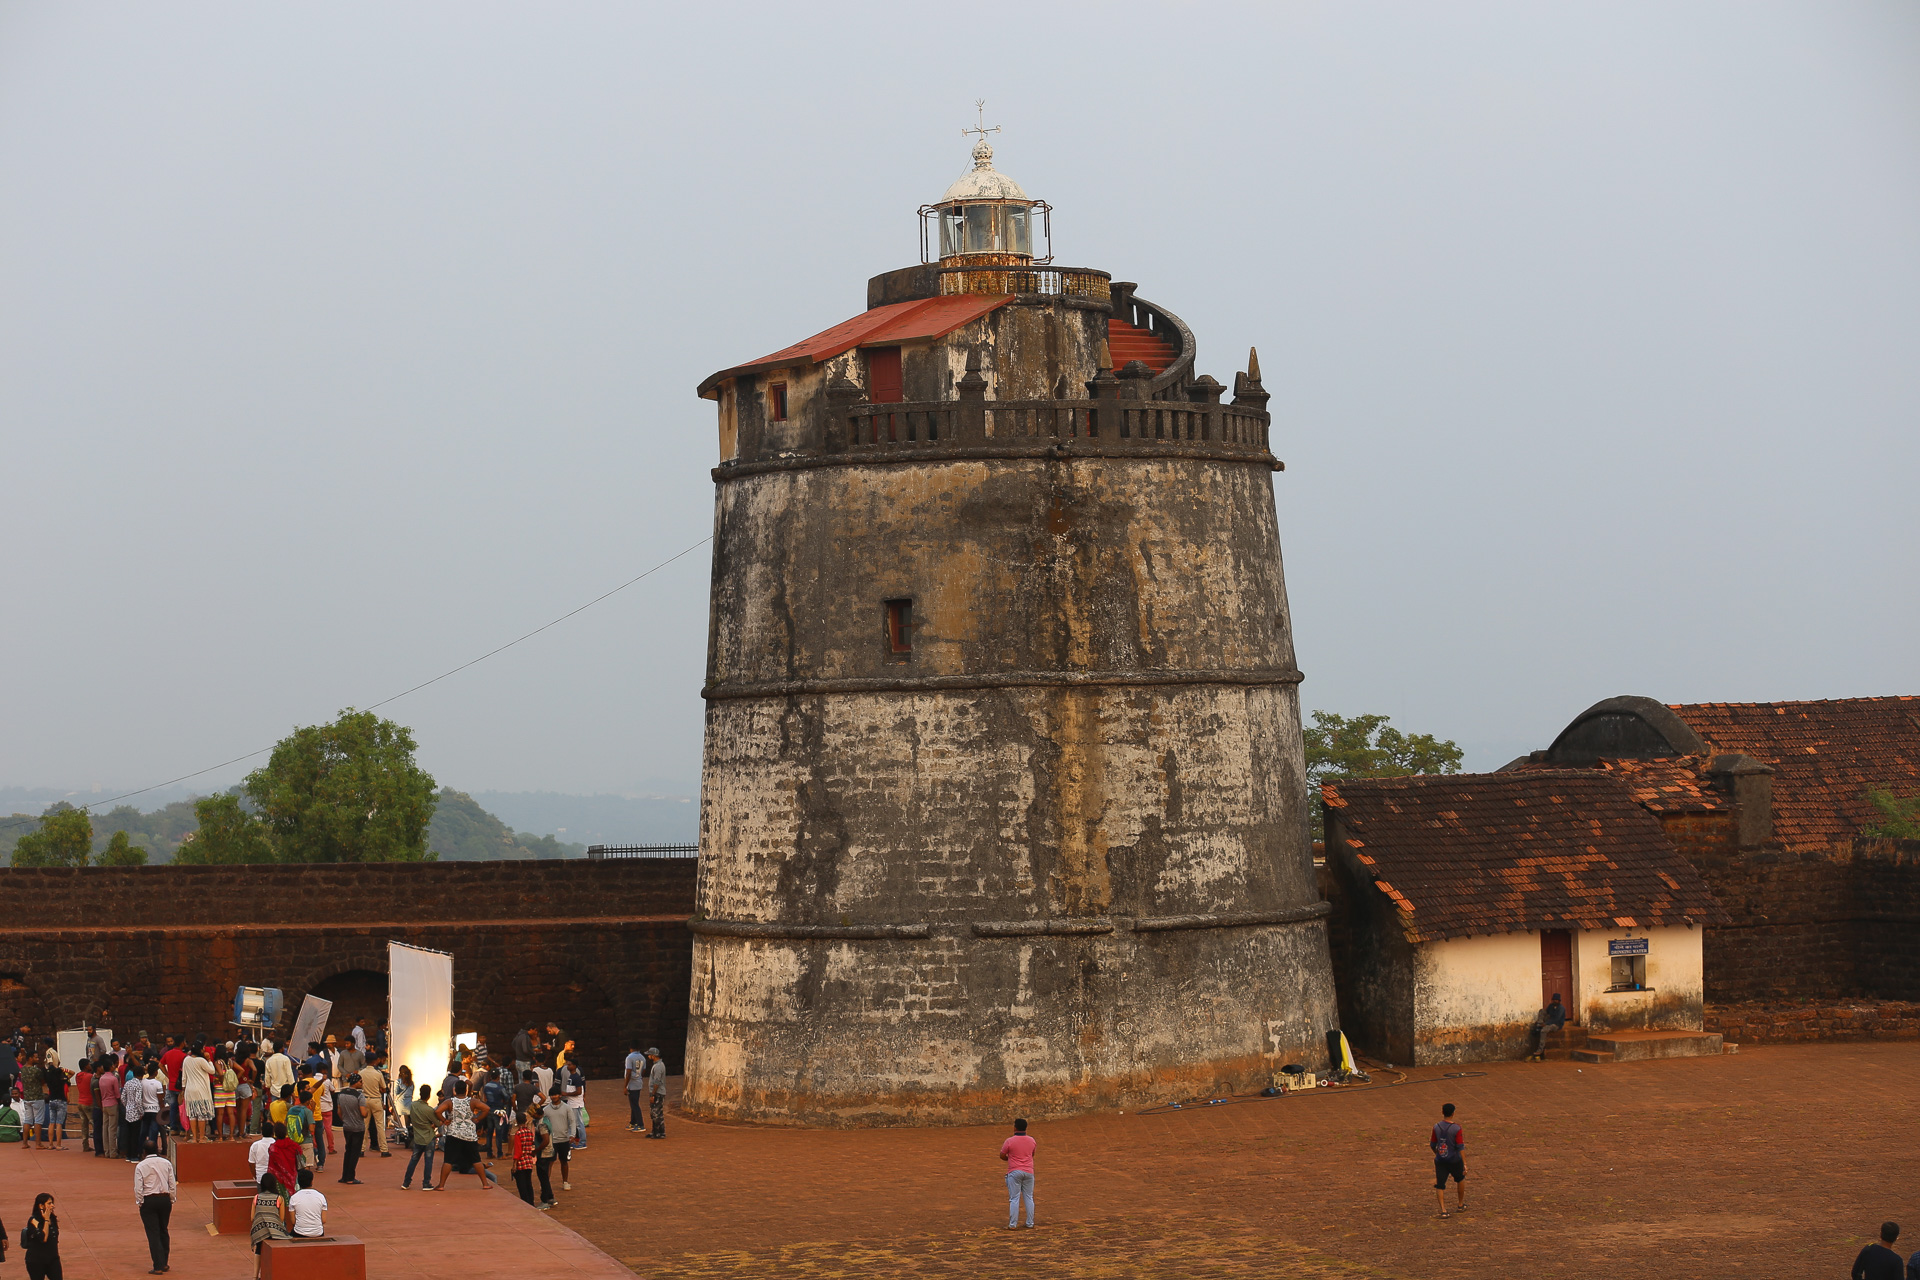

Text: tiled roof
xmin=697 ymin=294 xmax=1013 ymax=397
xmin=1669 ymin=698 xmax=1920 ymax=848
xmin=1323 ymin=772 xmax=1728 ymax=944
xmin=1516 ymin=755 xmax=1725 ymax=814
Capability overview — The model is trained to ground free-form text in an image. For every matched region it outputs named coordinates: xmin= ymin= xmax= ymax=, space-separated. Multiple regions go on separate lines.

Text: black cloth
xmin=513 ymin=1081 xmax=538 ymax=1116
xmin=1851 ymin=1243 xmax=1902 ymax=1280
xmin=627 ymin=1088 xmax=643 ymax=1126
xmin=1433 ymin=1156 xmax=1466 ymax=1188
xmin=512 ymin=1031 xmax=535 ymax=1062
xmin=340 ymin=1128 xmax=363 ymax=1182
xmin=513 ymin=1169 xmax=535 ymax=1205
xmin=25 ymin=1256 xmax=62 ymax=1280
xmin=535 ymin=1156 xmax=555 ymax=1204
xmin=139 ymin=1195 xmax=171 ymax=1270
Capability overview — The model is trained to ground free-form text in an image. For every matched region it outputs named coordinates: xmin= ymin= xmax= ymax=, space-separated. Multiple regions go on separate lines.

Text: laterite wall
xmin=0 ymin=860 xmax=698 ymax=1077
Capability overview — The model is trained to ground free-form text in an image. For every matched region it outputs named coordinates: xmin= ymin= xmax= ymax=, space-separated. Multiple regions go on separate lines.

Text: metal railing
xmin=837 ymin=399 xmax=1269 ymax=454
xmin=938 ymin=265 xmax=1111 ymax=302
xmin=585 ymin=843 xmax=699 ymax=860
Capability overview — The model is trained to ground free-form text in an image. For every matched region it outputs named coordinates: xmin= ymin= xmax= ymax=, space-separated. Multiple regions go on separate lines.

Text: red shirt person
xmin=998 ymin=1119 xmax=1037 ymax=1229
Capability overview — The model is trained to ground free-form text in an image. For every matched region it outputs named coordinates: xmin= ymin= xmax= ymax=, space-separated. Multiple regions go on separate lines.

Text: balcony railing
xmin=938 ymin=265 xmax=1111 ymax=302
xmin=834 ymin=398 xmax=1269 ymax=456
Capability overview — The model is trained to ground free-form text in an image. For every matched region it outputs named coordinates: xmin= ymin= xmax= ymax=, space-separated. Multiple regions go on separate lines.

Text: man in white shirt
xmin=134 ymin=1138 xmax=178 ymax=1273
xmin=263 ymin=1045 xmax=296 ymax=1099
xmin=249 ymin=1130 xmax=274 ymax=1185
xmin=288 ymin=1169 xmax=328 ymax=1238
xmin=350 ymin=1019 xmax=368 ymax=1057
xmin=532 ymin=1057 xmax=554 ymax=1101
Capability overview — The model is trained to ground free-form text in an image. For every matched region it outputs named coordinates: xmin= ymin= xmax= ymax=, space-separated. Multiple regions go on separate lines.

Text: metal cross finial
xmin=962 ymin=99 xmax=1001 ymax=147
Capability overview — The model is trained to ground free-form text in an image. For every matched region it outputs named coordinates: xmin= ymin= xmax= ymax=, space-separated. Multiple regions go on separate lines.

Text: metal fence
xmin=585 ymin=843 xmax=699 ymax=860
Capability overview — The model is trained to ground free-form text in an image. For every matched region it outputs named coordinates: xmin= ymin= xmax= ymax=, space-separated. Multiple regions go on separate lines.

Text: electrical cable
xmin=0 ymin=535 xmax=713 ymax=835
xmin=1133 ymin=1070 xmax=1487 ymax=1117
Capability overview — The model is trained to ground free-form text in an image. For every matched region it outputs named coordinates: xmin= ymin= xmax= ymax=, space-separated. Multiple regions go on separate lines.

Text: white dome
xmin=941 ymin=140 xmax=1028 ymax=202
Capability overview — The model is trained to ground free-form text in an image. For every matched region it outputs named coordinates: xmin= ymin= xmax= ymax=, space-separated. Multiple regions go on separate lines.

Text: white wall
xmin=1410 ymin=930 xmax=1542 ymax=1064
xmin=1572 ymin=924 xmax=1704 ymax=1033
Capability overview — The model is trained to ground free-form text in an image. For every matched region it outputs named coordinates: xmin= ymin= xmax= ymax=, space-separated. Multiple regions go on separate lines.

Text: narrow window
xmin=884 ymin=599 xmax=912 ymax=658
xmin=769 ymin=382 xmax=788 ymax=421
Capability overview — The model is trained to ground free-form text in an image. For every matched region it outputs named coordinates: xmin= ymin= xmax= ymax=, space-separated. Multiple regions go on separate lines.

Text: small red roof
xmin=697 ymin=294 xmax=1013 ymax=398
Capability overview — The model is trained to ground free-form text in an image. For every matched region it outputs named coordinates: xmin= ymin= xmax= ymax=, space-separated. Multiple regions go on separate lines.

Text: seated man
xmin=1527 ymin=993 xmax=1569 ymax=1061
xmin=288 ymin=1169 xmax=328 ymax=1239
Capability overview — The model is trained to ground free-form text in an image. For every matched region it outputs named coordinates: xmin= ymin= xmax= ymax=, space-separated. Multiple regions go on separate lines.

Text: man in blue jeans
xmin=999 ymin=1118 xmax=1036 ymax=1229
xmin=401 ymin=1085 xmax=439 ymax=1190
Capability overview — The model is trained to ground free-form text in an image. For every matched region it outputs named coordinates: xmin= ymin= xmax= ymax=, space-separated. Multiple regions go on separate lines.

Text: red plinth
xmin=170 ymin=1139 xmax=256 ymax=1183
xmin=260 ymin=1237 xmax=366 ymax=1280
xmin=211 ymin=1180 xmax=257 ymax=1235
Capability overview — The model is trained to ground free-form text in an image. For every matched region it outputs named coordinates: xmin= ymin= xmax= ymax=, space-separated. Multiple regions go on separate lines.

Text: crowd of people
xmin=1 ymin=1016 xmax=673 ymax=1273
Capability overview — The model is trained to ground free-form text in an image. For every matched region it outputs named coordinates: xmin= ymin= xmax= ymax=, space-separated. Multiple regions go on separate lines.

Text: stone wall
xmin=1705 ymin=999 xmax=1920 ymax=1045
xmin=1658 ymin=816 xmax=1920 ymax=1004
xmin=0 ymin=860 xmax=697 ymax=1077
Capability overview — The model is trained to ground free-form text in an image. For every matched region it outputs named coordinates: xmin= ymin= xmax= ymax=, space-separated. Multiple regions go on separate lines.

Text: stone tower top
xmin=925 ymin=102 xmax=1045 ymax=263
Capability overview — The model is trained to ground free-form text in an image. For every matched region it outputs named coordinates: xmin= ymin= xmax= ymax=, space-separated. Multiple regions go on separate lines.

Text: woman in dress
xmin=248 ymin=1175 xmax=294 ymax=1279
xmin=213 ymin=1051 xmax=238 ymax=1142
xmin=393 ymin=1064 xmax=415 ymax=1110
xmin=21 ymin=1193 xmax=61 ymax=1280
xmin=180 ymin=1041 xmax=216 ymax=1144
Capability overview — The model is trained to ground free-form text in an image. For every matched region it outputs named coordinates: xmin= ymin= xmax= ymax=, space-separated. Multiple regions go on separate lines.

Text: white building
xmin=1321 ymin=771 xmax=1727 ymax=1065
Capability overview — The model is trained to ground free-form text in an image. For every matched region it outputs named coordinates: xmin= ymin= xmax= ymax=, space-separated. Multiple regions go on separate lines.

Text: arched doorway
xmin=308 ymin=969 xmax=388 ymax=1049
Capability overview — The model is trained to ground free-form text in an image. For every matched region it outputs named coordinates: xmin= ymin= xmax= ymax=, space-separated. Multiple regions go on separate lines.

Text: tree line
xmin=7 ymin=710 xmax=586 ymax=866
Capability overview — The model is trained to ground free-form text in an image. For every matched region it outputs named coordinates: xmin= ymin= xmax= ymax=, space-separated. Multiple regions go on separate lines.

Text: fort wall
xmin=0 ymin=860 xmax=697 ymax=1078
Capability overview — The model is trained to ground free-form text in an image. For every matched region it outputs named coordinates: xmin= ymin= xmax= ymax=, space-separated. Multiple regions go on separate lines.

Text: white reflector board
xmin=388 ymin=941 xmax=453 ymax=1090
xmin=286 ymin=995 xmax=332 ymax=1058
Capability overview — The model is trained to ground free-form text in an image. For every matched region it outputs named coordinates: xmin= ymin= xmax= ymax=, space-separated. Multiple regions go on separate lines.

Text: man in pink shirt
xmin=998 ymin=1118 xmax=1036 ymax=1229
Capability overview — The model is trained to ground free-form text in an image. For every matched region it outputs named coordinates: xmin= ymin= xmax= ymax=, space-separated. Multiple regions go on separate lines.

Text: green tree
xmin=1304 ymin=711 xmax=1464 ymax=839
xmin=176 ymin=793 xmax=277 ymax=864
xmin=244 ymin=710 xmax=438 ymax=863
xmin=95 ymin=829 xmax=149 ymax=866
xmin=10 ymin=803 xmax=94 ymax=867
xmin=1864 ymin=789 xmax=1920 ymax=840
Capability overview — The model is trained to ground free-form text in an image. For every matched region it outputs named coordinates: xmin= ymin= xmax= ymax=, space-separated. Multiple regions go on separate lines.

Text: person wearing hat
xmin=333 ymin=1072 xmax=367 ymax=1184
xmin=644 ymin=1048 xmax=667 ymax=1139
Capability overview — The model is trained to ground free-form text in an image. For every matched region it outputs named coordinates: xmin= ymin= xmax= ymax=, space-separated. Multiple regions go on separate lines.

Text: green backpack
xmin=0 ymin=1106 xmax=21 ymax=1143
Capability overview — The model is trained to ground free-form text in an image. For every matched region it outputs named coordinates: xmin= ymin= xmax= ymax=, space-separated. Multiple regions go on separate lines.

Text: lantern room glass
xmin=938 ymin=202 xmax=1035 ymax=259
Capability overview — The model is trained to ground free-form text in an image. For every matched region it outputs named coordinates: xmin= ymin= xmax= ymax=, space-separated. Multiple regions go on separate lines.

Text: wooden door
xmin=1540 ymin=930 xmax=1574 ymax=1015
xmin=867 ymin=346 xmax=903 ymax=403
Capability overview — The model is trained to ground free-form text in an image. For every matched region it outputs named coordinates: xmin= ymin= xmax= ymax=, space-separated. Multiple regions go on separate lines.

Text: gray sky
xmin=3 ymin=1 xmax=1916 ymax=801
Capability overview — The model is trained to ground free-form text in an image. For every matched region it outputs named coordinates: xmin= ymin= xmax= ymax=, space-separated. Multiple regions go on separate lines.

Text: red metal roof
xmin=697 ymin=294 xmax=1012 ymax=398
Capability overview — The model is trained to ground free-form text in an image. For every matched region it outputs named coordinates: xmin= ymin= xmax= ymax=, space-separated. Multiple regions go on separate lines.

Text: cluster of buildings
xmin=1321 ymin=694 xmax=1920 ymax=1064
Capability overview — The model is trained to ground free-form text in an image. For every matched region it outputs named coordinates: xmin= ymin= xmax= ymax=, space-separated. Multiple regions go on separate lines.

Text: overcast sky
xmin=3 ymin=1 xmax=1916 ymax=803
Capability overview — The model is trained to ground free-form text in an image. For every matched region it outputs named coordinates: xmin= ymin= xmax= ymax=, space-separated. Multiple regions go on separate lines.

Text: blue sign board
xmin=1609 ymin=938 xmax=1649 ymax=956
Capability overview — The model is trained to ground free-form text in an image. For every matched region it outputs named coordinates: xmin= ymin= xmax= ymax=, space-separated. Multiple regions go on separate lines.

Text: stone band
xmin=703 ymin=667 xmax=1305 ymax=702
xmin=689 ymin=905 xmax=1330 ymax=942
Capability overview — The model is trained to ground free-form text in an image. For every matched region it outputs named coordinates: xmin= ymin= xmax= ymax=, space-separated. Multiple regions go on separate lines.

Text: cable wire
xmin=1 ymin=535 xmax=712 ymax=835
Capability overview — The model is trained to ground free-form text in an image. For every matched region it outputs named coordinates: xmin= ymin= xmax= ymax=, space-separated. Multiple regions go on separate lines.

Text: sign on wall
xmin=1609 ymin=938 xmax=1649 ymax=956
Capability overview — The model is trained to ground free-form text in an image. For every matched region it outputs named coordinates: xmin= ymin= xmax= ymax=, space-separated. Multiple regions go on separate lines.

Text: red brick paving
xmin=0 ymin=1137 xmax=629 ymax=1279
xmin=554 ymin=1043 xmax=1919 ymax=1278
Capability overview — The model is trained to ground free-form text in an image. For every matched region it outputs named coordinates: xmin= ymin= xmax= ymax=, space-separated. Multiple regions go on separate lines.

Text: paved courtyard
xmin=558 ymin=1042 xmax=1918 ymax=1279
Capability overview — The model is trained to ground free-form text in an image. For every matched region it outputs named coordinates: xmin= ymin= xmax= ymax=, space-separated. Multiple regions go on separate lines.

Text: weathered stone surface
xmin=690 ymin=280 xmax=1337 ymax=1126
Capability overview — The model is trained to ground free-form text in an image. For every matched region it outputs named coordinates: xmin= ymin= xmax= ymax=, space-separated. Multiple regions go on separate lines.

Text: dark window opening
xmin=769 ymin=382 xmax=788 ymax=421
xmin=884 ymin=599 xmax=912 ymax=658
xmin=1608 ymin=954 xmax=1648 ymax=992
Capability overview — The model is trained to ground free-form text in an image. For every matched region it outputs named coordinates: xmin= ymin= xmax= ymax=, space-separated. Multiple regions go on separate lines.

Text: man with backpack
xmin=1431 ymin=1102 xmax=1467 ymax=1219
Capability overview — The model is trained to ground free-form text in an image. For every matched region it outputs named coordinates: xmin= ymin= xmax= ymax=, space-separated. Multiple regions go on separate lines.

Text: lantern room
xmin=918 ymin=126 xmax=1051 ymax=267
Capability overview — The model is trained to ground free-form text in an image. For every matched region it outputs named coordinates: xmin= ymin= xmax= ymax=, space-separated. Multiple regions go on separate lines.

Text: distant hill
xmin=471 ymin=790 xmax=698 ymax=847
xmin=428 ymin=789 xmax=588 ymax=861
xmin=3 ymin=786 xmax=588 ymax=863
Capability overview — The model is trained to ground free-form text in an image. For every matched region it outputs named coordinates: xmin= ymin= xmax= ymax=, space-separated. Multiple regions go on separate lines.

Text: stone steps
xmin=1572 ymin=1030 xmax=1724 ymax=1063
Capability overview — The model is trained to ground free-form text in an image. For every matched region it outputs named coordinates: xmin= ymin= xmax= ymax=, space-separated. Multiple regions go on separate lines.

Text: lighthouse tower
xmin=687 ymin=121 xmax=1337 ymax=1126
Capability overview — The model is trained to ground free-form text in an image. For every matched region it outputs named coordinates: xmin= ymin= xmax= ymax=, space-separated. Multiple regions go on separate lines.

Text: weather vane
xmin=962 ymin=99 xmax=1000 ymax=147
